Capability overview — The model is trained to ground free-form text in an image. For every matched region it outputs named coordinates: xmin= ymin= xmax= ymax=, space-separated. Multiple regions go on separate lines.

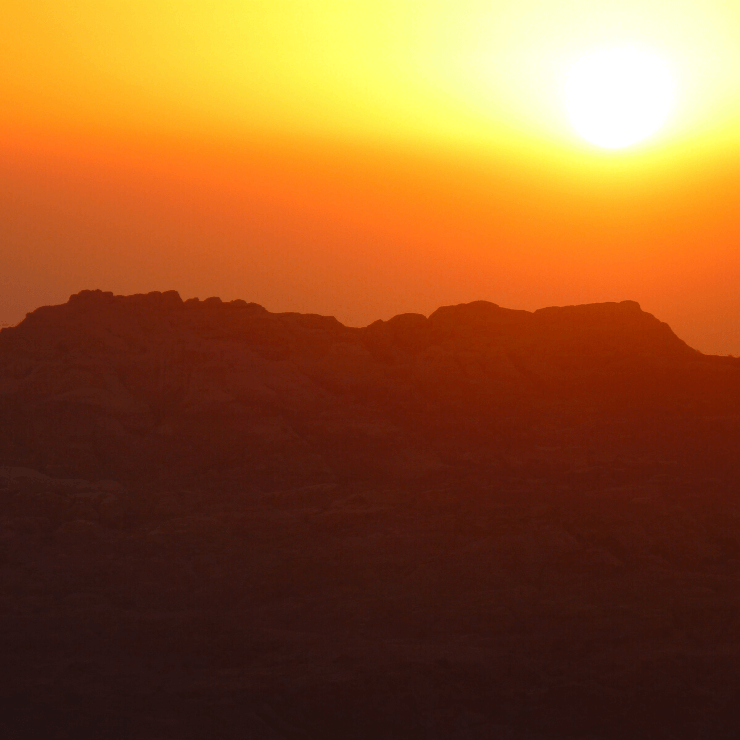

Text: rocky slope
xmin=2 ymin=291 xmax=740 ymax=739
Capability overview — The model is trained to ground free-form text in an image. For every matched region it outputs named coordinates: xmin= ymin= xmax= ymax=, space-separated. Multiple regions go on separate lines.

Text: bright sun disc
xmin=563 ymin=46 xmax=676 ymax=149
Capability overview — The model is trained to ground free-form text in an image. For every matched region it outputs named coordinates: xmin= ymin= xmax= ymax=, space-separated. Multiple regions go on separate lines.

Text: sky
xmin=2 ymin=1 xmax=740 ymax=353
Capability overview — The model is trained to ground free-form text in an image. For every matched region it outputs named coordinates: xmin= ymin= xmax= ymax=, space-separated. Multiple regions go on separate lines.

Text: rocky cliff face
xmin=2 ymin=291 xmax=740 ymax=739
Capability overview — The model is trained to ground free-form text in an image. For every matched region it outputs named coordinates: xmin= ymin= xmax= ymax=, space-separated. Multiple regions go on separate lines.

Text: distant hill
xmin=3 ymin=290 xmax=740 ymax=738
xmin=0 ymin=289 xmax=737 ymax=486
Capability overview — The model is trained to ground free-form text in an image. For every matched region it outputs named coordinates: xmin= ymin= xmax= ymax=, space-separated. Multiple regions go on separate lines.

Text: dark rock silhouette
xmin=0 ymin=290 xmax=733 ymax=486
xmin=1 ymin=290 xmax=740 ymax=738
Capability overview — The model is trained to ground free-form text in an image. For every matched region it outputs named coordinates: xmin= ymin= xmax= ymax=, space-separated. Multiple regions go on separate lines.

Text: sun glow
xmin=563 ymin=46 xmax=677 ymax=149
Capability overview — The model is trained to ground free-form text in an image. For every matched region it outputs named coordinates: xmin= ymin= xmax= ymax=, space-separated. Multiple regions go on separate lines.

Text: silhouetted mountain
xmin=2 ymin=291 xmax=740 ymax=739
xmin=0 ymin=290 xmax=737 ymax=486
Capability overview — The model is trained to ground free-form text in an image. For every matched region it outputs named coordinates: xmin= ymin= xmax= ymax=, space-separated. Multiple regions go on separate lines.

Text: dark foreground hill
xmin=2 ymin=290 xmax=740 ymax=739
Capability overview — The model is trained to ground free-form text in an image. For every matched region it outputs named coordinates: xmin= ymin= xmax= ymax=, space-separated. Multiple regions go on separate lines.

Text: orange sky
xmin=2 ymin=2 xmax=740 ymax=353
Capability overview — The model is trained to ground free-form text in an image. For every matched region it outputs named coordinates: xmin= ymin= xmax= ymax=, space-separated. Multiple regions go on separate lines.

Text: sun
xmin=563 ymin=46 xmax=676 ymax=149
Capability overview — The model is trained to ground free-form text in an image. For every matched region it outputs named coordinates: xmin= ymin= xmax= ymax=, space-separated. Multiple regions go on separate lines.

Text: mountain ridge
xmin=0 ymin=289 xmax=736 ymax=486
xmin=3 ymin=290 xmax=740 ymax=738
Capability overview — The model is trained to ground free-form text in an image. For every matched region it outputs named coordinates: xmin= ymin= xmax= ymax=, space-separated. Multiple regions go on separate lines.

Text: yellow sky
xmin=3 ymin=2 xmax=740 ymax=354
xmin=2 ymin=1 xmax=740 ymax=155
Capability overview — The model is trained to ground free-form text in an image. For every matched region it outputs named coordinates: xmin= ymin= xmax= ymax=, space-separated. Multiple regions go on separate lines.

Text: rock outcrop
xmin=2 ymin=291 xmax=740 ymax=739
xmin=0 ymin=290 xmax=733 ymax=487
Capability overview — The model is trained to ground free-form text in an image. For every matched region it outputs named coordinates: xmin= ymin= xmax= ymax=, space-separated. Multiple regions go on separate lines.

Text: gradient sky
xmin=2 ymin=1 xmax=740 ymax=353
